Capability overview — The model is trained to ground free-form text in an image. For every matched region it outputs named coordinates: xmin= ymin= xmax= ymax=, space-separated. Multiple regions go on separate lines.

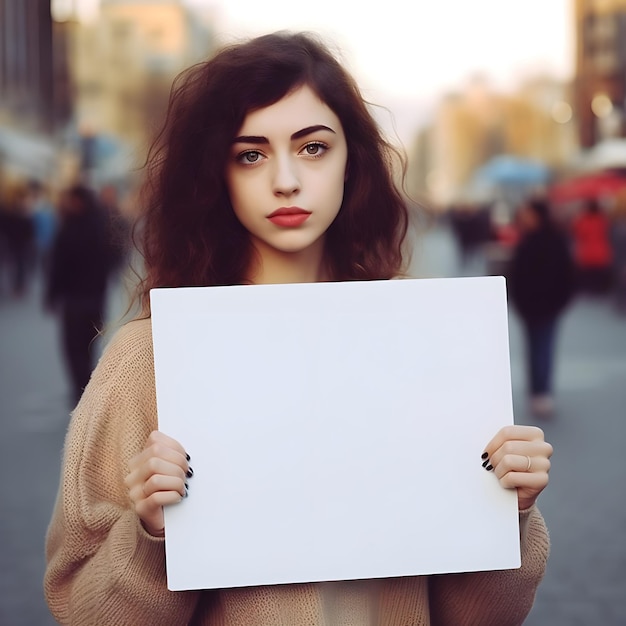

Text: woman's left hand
xmin=482 ymin=425 xmax=553 ymax=511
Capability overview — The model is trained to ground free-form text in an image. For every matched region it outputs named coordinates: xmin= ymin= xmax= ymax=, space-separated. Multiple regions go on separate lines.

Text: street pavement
xmin=0 ymin=224 xmax=624 ymax=625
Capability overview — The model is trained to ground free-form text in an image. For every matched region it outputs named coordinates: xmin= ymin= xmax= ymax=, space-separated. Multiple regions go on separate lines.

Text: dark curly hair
xmin=135 ymin=31 xmax=409 ymax=314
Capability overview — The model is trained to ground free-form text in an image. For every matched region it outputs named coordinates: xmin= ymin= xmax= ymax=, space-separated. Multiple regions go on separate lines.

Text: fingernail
xmin=183 ymin=488 xmax=188 ymax=498
xmin=186 ymin=453 xmax=191 ymax=461
xmin=184 ymin=482 xmax=189 ymax=489
xmin=482 ymin=459 xmax=490 ymax=468
xmin=481 ymin=452 xmax=488 ymax=460
xmin=186 ymin=466 xmax=194 ymax=478
xmin=485 ymin=464 xmax=493 ymax=471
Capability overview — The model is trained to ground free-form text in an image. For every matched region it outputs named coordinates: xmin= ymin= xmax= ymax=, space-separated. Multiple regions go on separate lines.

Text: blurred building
xmin=0 ymin=0 xmax=68 ymax=131
xmin=0 ymin=0 xmax=72 ymax=182
xmin=409 ymin=76 xmax=577 ymax=207
xmin=574 ymin=0 xmax=626 ymax=147
xmin=69 ymin=0 xmax=215 ymax=177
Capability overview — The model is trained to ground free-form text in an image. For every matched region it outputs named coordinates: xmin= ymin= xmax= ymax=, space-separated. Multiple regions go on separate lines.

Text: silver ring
xmin=525 ymin=455 xmax=532 ymax=472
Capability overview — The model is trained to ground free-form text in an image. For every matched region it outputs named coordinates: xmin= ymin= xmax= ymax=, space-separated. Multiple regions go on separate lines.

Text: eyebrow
xmin=232 ymin=124 xmax=336 ymax=144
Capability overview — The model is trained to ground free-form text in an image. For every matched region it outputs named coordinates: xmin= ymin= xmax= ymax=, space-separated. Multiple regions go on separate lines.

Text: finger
xmin=129 ymin=480 xmax=188 ymax=516
xmin=128 ymin=441 xmax=191 ymax=477
xmin=487 ymin=440 xmax=553 ymax=471
xmin=129 ymin=438 xmax=190 ymax=471
xmin=145 ymin=430 xmax=190 ymax=457
xmin=482 ymin=425 xmax=545 ymax=458
xmin=497 ymin=466 xmax=550 ymax=492
xmin=137 ymin=490 xmax=187 ymax=516
xmin=143 ymin=473 xmax=188 ymax=499
xmin=128 ymin=478 xmax=188 ymax=508
xmin=126 ymin=457 xmax=188 ymax=495
xmin=131 ymin=430 xmax=189 ymax=457
xmin=491 ymin=453 xmax=551 ymax=480
xmin=134 ymin=491 xmax=186 ymax=536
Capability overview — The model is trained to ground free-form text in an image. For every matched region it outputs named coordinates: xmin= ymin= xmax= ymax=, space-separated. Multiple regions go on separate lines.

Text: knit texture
xmin=45 ymin=318 xmax=550 ymax=626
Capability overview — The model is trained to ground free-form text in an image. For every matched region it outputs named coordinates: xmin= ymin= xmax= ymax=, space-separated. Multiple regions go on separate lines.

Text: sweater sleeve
xmin=428 ymin=505 xmax=550 ymax=626
xmin=44 ymin=320 xmax=201 ymax=625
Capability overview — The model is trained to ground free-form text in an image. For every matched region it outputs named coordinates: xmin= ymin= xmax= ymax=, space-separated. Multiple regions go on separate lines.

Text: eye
xmin=236 ymin=150 xmax=265 ymax=165
xmin=300 ymin=142 xmax=328 ymax=158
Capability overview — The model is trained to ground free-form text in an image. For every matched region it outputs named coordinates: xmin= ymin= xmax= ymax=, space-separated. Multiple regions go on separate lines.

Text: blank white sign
xmin=150 ymin=276 xmax=520 ymax=592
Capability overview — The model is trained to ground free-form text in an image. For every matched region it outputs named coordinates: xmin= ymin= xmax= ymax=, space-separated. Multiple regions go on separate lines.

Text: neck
xmin=245 ymin=237 xmax=329 ymax=285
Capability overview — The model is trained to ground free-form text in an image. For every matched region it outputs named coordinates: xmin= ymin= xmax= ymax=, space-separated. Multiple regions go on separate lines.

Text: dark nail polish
xmin=186 ymin=453 xmax=191 ymax=461
xmin=186 ymin=466 xmax=194 ymax=478
xmin=482 ymin=459 xmax=490 ymax=468
xmin=184 ymin=482 xmax=189 ymax=489
xmin=481 ymin=452 xmax=488 ymax=460
xmin=183 ymin=488 xmax=188 ymax=498
xmin=486 ymin=464 xmax=493 ymax=471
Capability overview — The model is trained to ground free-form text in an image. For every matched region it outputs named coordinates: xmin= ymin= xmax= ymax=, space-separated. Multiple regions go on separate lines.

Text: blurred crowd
xmin=447 ymin=189 xmax=626 ymax=417
xmin=2 ymin=169 xmax=625 ymax=414
xmin=448 ymin=191 xmax=626 ymax=311
xmin=0 ymin=178 xmax=132 ymax=404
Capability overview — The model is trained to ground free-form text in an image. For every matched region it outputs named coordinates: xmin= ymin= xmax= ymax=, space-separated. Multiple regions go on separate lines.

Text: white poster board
xmin=150 ymin=276 xmax=520 ymax=591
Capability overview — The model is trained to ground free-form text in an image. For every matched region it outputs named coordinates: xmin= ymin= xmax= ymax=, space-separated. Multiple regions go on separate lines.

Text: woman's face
xmin=225 ymin=85 xmax=348 ymax=258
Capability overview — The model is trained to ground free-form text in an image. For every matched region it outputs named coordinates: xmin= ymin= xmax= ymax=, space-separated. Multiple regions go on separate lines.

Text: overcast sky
xmin=189 ymin=0 xmax=574 ymax=143
xmin=187 ymin=0 xmax=574 ymax=99
xmin=58 ymin=0 xmax=574 ymax=144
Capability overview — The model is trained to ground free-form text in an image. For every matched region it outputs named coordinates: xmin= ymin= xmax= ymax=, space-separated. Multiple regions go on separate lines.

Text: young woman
xmin=44 ymin=32 xmax=553 ymax=625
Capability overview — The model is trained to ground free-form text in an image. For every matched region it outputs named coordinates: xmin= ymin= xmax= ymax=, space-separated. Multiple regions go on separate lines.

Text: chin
xmin=265 ymin=234 xmax=325 ymax=255
xmin=275 ymin=243 xmax=319 ymax=255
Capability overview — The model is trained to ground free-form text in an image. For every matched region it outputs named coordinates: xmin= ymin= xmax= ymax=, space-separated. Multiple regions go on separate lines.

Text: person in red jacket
xmin=571 ymin=199 xmax=613 ymax=295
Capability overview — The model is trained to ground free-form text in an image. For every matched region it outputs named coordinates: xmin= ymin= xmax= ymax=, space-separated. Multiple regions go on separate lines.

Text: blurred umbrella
xmin=473 ymin=155 xmax=551 ymax=186
xmin=549 ymin=170 xmax=626 ymax=204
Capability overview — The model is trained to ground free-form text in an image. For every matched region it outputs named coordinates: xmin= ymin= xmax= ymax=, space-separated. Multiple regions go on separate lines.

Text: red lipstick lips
xmin=267 ymin=207 xmax=311 ymax=227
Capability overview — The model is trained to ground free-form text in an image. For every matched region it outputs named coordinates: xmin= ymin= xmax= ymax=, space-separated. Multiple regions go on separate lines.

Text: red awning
xmin=549 ymin=171 xmax=626 ymax=204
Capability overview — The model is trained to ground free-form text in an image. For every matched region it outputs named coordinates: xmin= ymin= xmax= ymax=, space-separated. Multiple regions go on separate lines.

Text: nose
xmin=272 ymin=155 xmax=300 ymax=197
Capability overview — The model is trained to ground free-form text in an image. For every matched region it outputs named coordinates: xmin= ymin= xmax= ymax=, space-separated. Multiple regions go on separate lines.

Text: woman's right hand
xmin=125 ymin=430 xmax=192 ymax=537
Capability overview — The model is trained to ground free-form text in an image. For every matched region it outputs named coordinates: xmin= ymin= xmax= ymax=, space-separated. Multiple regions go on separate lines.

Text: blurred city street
xmin=1 ymin=1 xmax=625 ymax=624
xmin=1 ymin=224 xmax=625 ymax=625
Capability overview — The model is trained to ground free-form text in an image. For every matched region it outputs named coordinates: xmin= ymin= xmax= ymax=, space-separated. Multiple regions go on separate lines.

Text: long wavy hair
xmin=135 ymin=31 xmax=409 ymax=314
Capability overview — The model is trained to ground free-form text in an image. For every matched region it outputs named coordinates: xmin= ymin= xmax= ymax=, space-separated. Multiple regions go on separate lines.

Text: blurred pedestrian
xmin=609 ymin=189 xmax=626 ymax=314
xmin=449 ymin=203 xmax=492 ymax=266
xmin=571 ymin=198 xmax=613 ymax=295
xmin=509 ymin=197 xmax=576 ymax=417
xmin=0 ymin=188 xmax=8 ymax=293
xmin=0 ymin=181 xmax=35 ymax=298
xmin=45 ymin=32 xmax=553 ymax=626
xmin=45 ymin=184 xmax=114 ymax=405
xmin=28 ymin=179 xmax=58 ymax=275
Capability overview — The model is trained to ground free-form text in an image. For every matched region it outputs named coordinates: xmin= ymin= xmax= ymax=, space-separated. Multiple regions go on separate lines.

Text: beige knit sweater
xmin=45 ymin=318 xmax=550 ymax=626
